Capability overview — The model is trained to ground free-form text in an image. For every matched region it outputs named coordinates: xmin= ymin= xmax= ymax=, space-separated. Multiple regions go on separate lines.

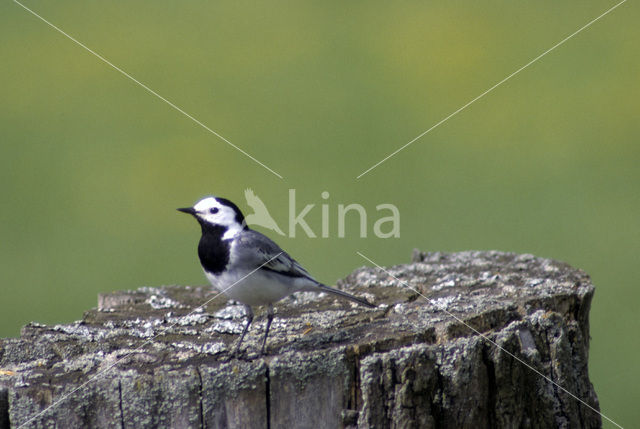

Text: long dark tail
xmin=315 ymin=283 xmax=375 ymax=308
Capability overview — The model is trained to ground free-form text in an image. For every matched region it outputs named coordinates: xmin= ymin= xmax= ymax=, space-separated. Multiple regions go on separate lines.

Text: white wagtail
xmin=178 ymin=196 xmax=375 ymax=356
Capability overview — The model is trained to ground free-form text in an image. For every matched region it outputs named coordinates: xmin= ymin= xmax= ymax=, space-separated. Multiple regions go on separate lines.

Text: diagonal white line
xmin=17 ymin=252 xmax=283 ymax=428
xmin=356 ymin=251 xmax=623 ymax=429
xmin=13 ymin=0 xmax=283 ymax=180
xmin=356 ymin=0 xmax=627 ymax=179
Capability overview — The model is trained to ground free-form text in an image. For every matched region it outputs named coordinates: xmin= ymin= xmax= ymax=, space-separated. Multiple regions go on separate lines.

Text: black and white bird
xmin=178 ymin=196 xmax=374 ymax=356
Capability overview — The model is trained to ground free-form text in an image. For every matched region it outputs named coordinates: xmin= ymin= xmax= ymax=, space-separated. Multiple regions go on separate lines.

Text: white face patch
xmin=193 ymin=197 xmax=244 ymax=238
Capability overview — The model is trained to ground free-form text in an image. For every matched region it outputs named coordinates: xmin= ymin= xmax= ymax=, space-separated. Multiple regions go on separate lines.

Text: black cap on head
xmin=215 ymin=197 xmax=246 ymax=226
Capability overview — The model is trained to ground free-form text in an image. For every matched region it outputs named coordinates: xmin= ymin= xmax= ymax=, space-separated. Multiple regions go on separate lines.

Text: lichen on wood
xmin=0 ymin=251 xmax=601 ymax=428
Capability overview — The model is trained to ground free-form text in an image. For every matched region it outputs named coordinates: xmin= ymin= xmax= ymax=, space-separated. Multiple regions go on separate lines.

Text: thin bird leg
xmin=232 ymin=304 xmax=253 ymax=357
xmin=260 ymin=304 xmax=275 ymax=356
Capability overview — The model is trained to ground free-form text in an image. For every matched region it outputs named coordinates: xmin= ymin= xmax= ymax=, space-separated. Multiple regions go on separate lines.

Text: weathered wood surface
xmin=0 ymin=251 xmax=601 ymax=428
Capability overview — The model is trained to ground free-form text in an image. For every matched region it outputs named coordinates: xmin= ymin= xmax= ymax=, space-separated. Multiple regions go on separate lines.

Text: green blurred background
xmin=1 ymin=1 xmax=637 ymax=426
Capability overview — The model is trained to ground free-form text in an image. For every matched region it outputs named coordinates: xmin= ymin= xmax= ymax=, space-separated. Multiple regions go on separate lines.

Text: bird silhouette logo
xmin=243 ymin=188 xmax=285 ymax=235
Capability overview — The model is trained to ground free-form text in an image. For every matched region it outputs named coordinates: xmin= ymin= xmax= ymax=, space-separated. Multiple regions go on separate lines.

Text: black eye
xmin=209 ymin=207 xmax=219 ymax=214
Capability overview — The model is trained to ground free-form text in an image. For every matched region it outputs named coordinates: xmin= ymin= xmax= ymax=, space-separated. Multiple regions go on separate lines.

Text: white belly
xmin=204 ymin=268 xmax=309 ymax=306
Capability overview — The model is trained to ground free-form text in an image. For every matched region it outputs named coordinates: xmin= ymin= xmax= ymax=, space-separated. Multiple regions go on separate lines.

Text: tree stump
xmin=0 ymin=251 xmax=601 ymax=428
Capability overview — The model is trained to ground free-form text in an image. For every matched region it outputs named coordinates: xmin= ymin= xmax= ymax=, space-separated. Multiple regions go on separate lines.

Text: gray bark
xmin=0 ymin=251 xmax=601 ymax=428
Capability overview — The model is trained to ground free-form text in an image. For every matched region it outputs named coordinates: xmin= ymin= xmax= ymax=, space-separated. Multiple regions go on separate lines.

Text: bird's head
xmin=178 ymin=196 xmax=247 ymax=234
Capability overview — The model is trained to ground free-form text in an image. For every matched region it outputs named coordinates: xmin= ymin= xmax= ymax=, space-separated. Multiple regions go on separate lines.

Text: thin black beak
xmin=177 ymin=207 xmax=196 ymax=215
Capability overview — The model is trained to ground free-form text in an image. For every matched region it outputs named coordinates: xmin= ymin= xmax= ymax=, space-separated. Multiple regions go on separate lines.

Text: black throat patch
xmin=197 ymin=222 xmax=231 ymax=275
